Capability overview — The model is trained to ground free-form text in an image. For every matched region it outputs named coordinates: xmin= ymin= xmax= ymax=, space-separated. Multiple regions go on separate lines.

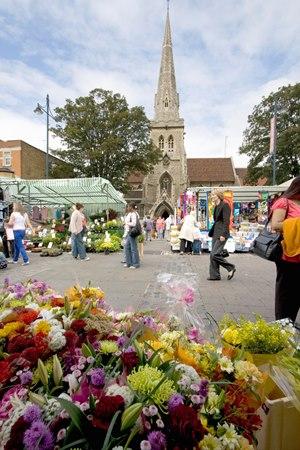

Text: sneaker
xmin=12 ymin=260 xmax=18 ymax=264
xmin=81 ymin=257 xmax=90 ymax=261
xmin=129 ymin=266 xmax=136 ymax=269
xmin=22 ymin=261 xmax=30 ymax=266
xmin=124 ymin=263 xmax=129 ymax=267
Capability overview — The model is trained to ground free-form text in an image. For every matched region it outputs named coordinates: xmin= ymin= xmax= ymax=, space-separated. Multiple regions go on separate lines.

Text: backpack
xmin=0 ymin=252 xmax=8 ymax=269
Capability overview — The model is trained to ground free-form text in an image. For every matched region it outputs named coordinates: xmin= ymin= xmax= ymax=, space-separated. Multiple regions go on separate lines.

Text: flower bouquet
xmin=219 ymin=315 xmax=295 ymax=367
xmin=0 ymin=278 xmax=266 ymax=449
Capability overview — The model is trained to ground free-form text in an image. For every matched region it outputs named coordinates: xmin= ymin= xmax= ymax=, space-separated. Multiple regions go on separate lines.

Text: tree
xmin=51 ymin=89 xmax=161 ymax=191
xmin=239 ymin=83 xmax=300 ymax=184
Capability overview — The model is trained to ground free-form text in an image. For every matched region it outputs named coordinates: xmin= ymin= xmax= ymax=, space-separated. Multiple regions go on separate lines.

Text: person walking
xmin=143 ymin=216 xmax=153 ymax=241
xmin=179 ymin=208 xmax=196 ymax=254
xmin=165 ymin=215 xmax=173 ymax=241
xmin=124 ymin=203 xmax=140 ymax=269
xmin=156 ymin=216 xmax=165 ymax=240
xmin=69 ymin=203 xmax=90 ymax=261
xmin=271 ymin=176 xmax=300 ymax=322
xmin=208 ymin=190 xmax=236 ymax=281
xmin=8 ymin=202 xmax=34 ymax=265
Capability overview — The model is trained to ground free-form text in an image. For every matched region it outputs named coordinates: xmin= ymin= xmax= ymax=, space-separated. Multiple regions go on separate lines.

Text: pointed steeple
xmin=154 ymin=5 xmax=180 ymax=121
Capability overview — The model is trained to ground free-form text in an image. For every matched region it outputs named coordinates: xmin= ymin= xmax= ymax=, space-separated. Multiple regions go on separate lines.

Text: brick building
xmin=0 ymin=140 xmax=62 ymax=179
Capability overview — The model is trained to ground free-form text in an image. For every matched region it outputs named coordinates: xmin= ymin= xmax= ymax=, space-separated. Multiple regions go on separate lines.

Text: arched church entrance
xmin=154 ymin=201 xmax=173 ymax=219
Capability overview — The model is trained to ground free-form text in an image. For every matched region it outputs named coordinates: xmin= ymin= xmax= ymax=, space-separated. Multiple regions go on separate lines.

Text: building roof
xmin=7 ymin=177 xmax=126 ymax=212
xmin=187 ymin=158 xmax=236 ymax=183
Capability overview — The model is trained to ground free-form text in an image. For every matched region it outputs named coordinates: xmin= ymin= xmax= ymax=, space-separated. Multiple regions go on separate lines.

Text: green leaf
xmin=57 ymin=398 xmax=89 ymax=435
xmin=102 ymin=410 xmax=121 ymax=450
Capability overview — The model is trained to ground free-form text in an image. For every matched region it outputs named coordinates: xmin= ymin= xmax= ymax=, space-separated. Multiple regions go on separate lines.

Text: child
xmin=4 ymin=219 xmax=14 ymax=259
xmin=192 ymin=225 xmax=202 ymax=255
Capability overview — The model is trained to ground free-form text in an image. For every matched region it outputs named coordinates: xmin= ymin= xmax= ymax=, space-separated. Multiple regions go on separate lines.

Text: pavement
xmin=0 ymin=240 xmax=288 ymax=323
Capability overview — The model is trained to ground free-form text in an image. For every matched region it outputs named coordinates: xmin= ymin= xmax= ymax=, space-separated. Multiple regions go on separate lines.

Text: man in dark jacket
xmin=208 ymin=190 xmax=236 ymax=281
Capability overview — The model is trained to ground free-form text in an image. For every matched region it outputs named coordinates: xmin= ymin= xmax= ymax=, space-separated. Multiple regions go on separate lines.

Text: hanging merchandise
xmin=223 ymin=191 xmax=234 ymax=229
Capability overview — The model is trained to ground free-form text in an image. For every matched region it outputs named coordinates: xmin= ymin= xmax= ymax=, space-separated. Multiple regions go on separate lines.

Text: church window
xmin=159 ymin=135 xmax=164 ymax=150
xmin=164 ymin=96 xmax=169 ymax=107
xmin=168 ymin=135 xmax=174 ymax=151
xmin=160 ymin=172 xmax=172 ymax=197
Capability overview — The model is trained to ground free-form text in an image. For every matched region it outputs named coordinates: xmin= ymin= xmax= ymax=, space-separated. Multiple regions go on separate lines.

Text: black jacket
xmin=211 ymin=201 xmax=231 ymax=239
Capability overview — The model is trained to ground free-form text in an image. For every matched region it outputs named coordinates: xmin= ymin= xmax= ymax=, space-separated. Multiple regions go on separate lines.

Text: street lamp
xmin=34 ymin=94 xmax=55 ymax=179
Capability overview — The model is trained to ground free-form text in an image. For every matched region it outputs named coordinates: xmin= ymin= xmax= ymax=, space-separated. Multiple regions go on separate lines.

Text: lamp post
xmin=34 ymin=94 xmax=55 ymax=179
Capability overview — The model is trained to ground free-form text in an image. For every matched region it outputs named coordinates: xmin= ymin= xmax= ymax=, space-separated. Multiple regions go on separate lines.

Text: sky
xmin=0 ymin=0 xmax=299 ymax=168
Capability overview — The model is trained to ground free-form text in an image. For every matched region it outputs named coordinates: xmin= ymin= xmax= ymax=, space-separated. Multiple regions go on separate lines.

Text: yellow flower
xmin=175 ymin=344 xmax=198 ymax=368
xmin=99 ymin=340 xmax=118 ymax=354
xmin=222 ymin=327 xmax=241 ymax=346
xmin=147 ymin=340 xmax=174 ymax=361
xmin=0 ymin=321 xmax=23 ymax=338
xmin=70 ymin=300 xmax=80 ymax=309
xmin=34 ymin=320 xmax=51 ymax=335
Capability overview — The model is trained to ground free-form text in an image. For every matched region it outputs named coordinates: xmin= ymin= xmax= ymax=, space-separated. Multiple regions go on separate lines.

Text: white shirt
xmin=165 ymin=216 xmax=173 ymax=231
xmin=10 ymin=212 xmax=28 ymax=231
xmin=124 ymin=211 xmax=138 ymax=236
xmin=5 ymin=227 xmax=14 ymax=240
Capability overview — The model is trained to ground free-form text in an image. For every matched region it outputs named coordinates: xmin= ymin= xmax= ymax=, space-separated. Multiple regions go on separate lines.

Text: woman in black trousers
xmin=208 ymin=190 xmax=236 ymax=281
xmin=271 ymin=176 xmax=300 ymax=322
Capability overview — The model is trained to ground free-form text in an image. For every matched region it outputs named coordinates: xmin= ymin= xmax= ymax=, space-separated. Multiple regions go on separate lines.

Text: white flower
xmin=203 ymin=386 xmax=221 ymax=415
xmin=200 ymin=434 xmax=222 ymax=450
xmin=62 ymin=315 xmax=73 ymax=329
xmin=48 ymin=331 xmax=66 ymax=351
xmin=176 ymin=364 xmax=201 ymax=384
xmin=219 ymin=356 xmax=234 ymax=374
xmin=106 ymin=384 xmax=134 ymax=407
xmin=218 ymin=423 xmax=239 ymax=449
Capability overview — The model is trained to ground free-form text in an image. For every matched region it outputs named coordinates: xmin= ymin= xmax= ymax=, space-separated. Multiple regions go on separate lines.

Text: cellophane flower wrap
xmin=0 ymin=278 xmax=266 ymax=449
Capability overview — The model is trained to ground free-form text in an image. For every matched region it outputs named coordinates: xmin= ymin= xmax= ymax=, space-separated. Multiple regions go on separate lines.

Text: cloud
xmin=0 ymin=0 xmax=299 ymax=170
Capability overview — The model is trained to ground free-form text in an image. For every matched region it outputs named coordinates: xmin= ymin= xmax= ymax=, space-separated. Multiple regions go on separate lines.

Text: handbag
xmin=251 ymin=227 xmax=283 ymax=262
xmin=129 ymin=213 xmax=142 ymax=238
xmin=251 ymin=200 xmax=288 ymax=262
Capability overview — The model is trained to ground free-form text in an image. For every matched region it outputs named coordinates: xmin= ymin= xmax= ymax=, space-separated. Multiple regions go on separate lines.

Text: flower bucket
xmin=255 ymin=382 xmax=300 ymax=450
xmin=138 ymin=242 xmax=144 ymax=258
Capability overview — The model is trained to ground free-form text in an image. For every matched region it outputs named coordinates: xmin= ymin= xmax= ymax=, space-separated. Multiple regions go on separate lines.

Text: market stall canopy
xmin=278 ymin=178 xmax=295 ymax=187
xmin=1 ymin=177 xmax=126 ymax=213
xmin=190 ymin=185 xmax=286 ymax=202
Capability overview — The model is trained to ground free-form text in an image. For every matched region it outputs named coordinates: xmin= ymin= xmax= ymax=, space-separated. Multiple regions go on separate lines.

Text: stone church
xmin=127 ymin=7 xmax=243 ymax=217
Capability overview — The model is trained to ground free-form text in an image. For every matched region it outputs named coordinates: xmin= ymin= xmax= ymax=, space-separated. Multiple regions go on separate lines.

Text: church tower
xmin=143 ymin=3 xmax=187 ymax=217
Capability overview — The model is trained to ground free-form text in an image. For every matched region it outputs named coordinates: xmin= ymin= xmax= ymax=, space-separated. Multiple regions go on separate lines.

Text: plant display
xmin=0 ymin=279 xmax=268 ymax=450
xmin=220 ymin=315 xmax=294 ymax=354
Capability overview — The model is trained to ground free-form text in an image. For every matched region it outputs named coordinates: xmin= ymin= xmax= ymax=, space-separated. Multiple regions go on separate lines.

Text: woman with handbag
xmin=271 ymin=176 xmax=300 ymax=322
xmin=124 ymin=203 xmax=140 ymax=269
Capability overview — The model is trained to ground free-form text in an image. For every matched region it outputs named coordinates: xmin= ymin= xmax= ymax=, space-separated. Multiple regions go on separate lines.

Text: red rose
xmin=121 ymin=350 xmax=139 ymax=372
xmin=65 ymin=330 xmax=79 ymax=349
xmin=169 ymin=405 xmax=205 ymax=448
xmin=21 ymin=347 xmax=39 ymax=366
xmin=4 ymin=416 xmax=27 ymax=450
xmin=71 ymin=319 xmax=87 ymax=332
xmin=0 ymin=360 xmax=11 ymax=384
xmin=92 ymin=395 xmax=124 ymax=430
xmin=86 ymin=329 xmax=99 ymax=344
xmin=8 ymin=334 xmax=35 ymax=353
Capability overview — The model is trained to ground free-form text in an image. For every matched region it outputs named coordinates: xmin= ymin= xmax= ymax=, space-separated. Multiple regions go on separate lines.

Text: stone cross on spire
xmin=154 ymin=2 xmax=180 ymax=121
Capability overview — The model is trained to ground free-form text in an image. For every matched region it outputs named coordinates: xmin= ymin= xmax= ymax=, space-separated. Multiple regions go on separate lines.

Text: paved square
xmin=2 ymin=240 xmax=295 ymax=324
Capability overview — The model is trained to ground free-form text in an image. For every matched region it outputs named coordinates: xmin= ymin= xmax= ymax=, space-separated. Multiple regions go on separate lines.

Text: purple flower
xmin=117 ymin=336 xmax=127 ymax=348
xmin=168 ymin=393 xmax=184 ymax=411
xmin=143 ymin=316 xmax=157 ymax=330
xmin=148 ymin=431 xmax=166 ymax=450
xmin=187 ymin=327 xmax=205 ymax=344
xmin=20 ymin=370 xmax=33 ymax=385
xmin=23 ymin=405 xmax=42 ymax=423
xmin=89 ymin=368 xmax=105 ymax=386
xmin=199 ymin=379 xmax=209 ymax=399
xmin=23 ymin=420 xmax=54 ymax=450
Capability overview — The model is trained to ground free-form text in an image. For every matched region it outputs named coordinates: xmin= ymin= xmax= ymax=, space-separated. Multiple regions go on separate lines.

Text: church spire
xmin=154 ymin=3 xmax=180 ymax=121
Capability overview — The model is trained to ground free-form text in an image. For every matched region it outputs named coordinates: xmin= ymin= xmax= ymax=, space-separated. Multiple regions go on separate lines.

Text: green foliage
xmin=239 ymin=83 xmax=300 ymax=184
xmin=51 ymin=89 xmax=161 ymax=191
xmin=42 ymin=235 xmax=63 ymax=246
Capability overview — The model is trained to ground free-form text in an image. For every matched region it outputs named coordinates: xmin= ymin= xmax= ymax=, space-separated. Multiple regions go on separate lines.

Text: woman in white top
xmin=8 ymin=203 xmax=33 ymax=265
xmin=179 ymin=208 xmax=197 ymax=254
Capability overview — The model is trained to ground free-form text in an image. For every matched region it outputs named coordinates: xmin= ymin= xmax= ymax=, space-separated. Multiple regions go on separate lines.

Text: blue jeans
xmin=72 ymin=232 xmax=86 ymax=259
xmin=125 ymin=235 xmax=140 ymax=268
xmin=13 ymin=230 xmax=29 ymax=263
